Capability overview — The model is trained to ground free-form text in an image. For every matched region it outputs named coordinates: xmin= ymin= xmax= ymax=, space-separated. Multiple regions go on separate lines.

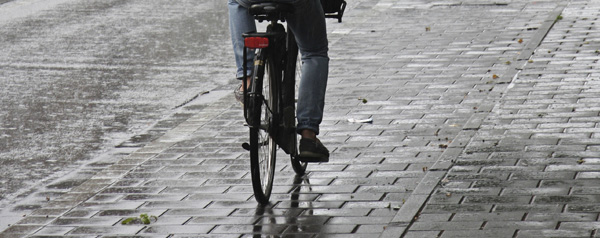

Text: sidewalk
xmin=386 ymin=0 xmax=600 ymax=237
xmin=2 ymin=0 xmax=599 ymax=237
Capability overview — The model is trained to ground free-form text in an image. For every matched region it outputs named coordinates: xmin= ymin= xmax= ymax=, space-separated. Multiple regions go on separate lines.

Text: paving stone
xmin=516 ymin=229 xmax=592 ymax=237
xmin=163 ymin=208 xmax=233 ymax=217
xmin=440 ymin=229 xmax=517 ymax=238
xmin=51 ymin=217 xmax=121 ymax=226
xmin=68 ymin=226 xmax=144 ymax=235
xmin=409 ymin=221 xmax=483 ymax=231
xmin=141 ymin=225 xmax=213 ymax=234
xmin=31 ymin=226 xmax=76 ymax=236
xmin=1 ymin=225 xmax=41 ymax=235
xmin=15 ymin=216 xmax=55 ymax=225
xmin=210 ymin=224 xmax=286 ymax=235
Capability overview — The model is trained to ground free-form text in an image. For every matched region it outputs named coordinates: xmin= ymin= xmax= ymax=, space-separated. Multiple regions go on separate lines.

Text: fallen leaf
xmin=140 ymin=214 xmax=151 ymax=224
xmin=518 ymin=38 xmax=523 ymax=43
xmin=121 ymin=217 xmax=136 ymax=225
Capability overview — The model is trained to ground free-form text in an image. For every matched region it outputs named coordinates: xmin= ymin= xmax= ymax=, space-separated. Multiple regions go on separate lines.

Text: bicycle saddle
xmin=249 ymin=2 xmax=294 ymax=16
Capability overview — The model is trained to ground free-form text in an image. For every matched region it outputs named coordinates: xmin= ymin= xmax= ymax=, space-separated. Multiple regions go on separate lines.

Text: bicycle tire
xmin=285 ymin=33 xmax=308 ymax=175
xmin=249 ymin=48 xmax=279 ymax=204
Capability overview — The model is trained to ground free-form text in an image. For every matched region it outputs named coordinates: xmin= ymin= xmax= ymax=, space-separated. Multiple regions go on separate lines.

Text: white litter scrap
xmin=347 ymin=118 xmax=373 ymax=123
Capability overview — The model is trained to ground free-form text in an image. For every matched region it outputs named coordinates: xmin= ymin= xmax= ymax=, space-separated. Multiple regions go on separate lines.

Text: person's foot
xmin=234 ymin=77 xmax=252 ymax=105
xmin=298 ymin=137 xmax=329 ymax=162
xmin=234 ymin=84 xmax=244 ymax=104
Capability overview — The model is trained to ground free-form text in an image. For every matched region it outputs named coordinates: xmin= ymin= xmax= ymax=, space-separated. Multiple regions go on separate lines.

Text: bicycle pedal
xmin=242 ymin=142 xmax=251 ymax=151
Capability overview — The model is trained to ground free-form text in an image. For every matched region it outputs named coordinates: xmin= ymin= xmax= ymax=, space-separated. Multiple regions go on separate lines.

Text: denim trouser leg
xmin=232 ymin=0 xmax=329 ymax=135
xmin=228 ymin=0 xmax=256 ymax=79
xmin=285 ymin=0 xmax=329 ymax=135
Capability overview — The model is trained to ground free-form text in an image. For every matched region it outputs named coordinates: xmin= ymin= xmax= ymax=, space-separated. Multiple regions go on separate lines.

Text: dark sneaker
xmin=298 ymin=138 xmax=329 ymax=162
xmin=234 ymin=84 xmax=244 ymax=104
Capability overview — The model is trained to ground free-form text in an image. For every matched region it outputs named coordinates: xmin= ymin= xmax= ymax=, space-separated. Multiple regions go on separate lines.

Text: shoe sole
xmin=297 ymin=152 xmax=329 ymax=163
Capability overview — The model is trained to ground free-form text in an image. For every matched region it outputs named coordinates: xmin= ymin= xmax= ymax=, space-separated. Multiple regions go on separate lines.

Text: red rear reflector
xmin=245 ymin=37 xmax=269 ymax=49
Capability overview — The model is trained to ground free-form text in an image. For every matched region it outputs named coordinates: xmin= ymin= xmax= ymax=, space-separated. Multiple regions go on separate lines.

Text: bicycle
xmin=240 ymin=0 xmax=346 ymax=204
xmin=240 ymin=2 xmax=307 ymax=204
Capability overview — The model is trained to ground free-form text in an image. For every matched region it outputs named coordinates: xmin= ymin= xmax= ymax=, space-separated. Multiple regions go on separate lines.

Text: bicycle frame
xmin=242 ymin=23 xmax=298 ymax=156
xmin=242 ymin=29 xmax=284 ymax=126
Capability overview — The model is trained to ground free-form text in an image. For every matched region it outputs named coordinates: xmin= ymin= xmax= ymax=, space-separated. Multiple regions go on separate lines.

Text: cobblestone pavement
xmin=3 ymin=0 xmax=600 ymax=237
xmin=391 ymin=0 xmax=600 ymax=237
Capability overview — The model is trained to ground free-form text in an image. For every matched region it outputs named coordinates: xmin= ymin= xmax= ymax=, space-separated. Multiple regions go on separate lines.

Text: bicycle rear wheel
xmin=249 ymin=48 xmax=279 ymax=204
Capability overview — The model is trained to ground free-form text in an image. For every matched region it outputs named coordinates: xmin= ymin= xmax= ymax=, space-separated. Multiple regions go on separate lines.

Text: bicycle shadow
xmin=252 ymin=175 xmax=323 ymax=236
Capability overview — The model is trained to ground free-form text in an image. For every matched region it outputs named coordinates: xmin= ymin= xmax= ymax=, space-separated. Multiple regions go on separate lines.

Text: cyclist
xmin=228 ymin=0 xmax=330 ymax=162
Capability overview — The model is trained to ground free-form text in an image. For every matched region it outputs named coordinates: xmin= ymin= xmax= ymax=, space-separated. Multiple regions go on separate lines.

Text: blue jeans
xmin=228 ymin=0 xmax=329 ymax=135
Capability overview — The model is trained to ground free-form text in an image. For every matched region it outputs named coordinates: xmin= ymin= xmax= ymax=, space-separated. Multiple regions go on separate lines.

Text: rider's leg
xmin=228 ymin=0 xmax=256 ymax=80
xmin=286 ymin=0 xmax=329 ymax=137
xmin=286 ymin=0 xmax=330 ymax=161
xmin=301 ymin=130 xmax=317 ymax=140
xmin=231 ymin=0 xmax=328 ymax=129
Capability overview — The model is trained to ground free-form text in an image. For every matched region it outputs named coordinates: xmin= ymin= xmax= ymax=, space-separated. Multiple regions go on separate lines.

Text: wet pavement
xmin=0 ymin=0 xmax=234 ymax=227
xmin=2 ymin=0 xmax=600 ymax=237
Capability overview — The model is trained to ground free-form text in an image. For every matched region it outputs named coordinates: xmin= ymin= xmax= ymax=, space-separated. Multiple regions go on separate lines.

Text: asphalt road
xmin=0 ymin=0 xmax=234 ymax=226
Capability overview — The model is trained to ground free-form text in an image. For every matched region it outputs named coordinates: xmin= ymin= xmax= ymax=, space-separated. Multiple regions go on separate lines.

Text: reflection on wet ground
xmin=0 ymin=0 xmax=233 ymax=218
xmin=253 ymin=176 xmax=322 ymax=236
